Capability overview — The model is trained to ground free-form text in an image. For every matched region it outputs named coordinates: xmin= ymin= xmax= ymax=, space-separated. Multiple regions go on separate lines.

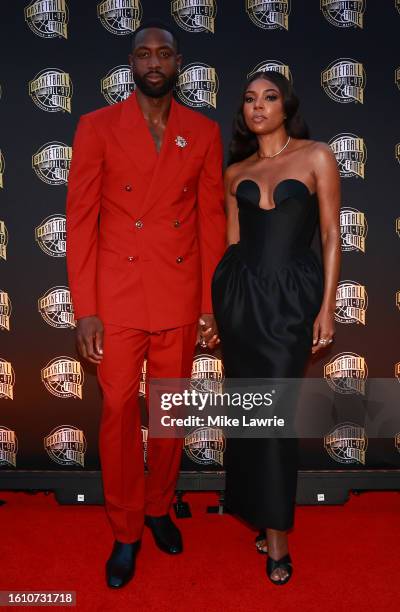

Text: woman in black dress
xmin=211 ymin=71 xmax=341 ymax=584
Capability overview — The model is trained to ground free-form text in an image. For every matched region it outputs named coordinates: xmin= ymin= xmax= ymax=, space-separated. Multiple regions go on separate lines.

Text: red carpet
xmin=1 ymin=489 xmax=399 ymax=611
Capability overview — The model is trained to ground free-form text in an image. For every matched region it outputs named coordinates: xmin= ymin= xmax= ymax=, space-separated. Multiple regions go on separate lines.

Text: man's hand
xmin=76 ymin=316 xmax=104 ymax=364
xmin=198 ymin=313 xmax=220 ymax=350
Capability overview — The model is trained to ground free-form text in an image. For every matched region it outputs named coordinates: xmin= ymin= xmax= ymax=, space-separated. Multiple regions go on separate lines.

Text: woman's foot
xmin=255 ymin=530 xmax=268 ymax=554
xmin=266 ymin=553 xmax=293 ymax=586
xmin=265 ymin=528 xmax=291 ymax=584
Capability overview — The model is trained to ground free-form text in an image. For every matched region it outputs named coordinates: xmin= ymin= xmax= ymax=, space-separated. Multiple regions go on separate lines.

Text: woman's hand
xmin=312 ymin=307 xmax=335 ymax=355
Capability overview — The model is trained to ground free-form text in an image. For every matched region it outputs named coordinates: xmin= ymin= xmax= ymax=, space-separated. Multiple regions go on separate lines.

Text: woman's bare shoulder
xmin=307 ymin=140 xmax=336 ymax=162
xmin=224 ymin=157 xmax=253 ymax=184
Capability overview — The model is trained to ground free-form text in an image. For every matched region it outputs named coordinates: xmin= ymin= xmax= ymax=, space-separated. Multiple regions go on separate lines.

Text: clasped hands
xmin=75 ymin=313 xmax=221 ymax=365
xmin=197 ymin=313 xmax=220 ymax=350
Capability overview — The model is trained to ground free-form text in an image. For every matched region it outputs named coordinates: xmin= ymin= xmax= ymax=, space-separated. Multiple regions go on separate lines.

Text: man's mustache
xmin=145 ymin=71 xmax=166 ymax=79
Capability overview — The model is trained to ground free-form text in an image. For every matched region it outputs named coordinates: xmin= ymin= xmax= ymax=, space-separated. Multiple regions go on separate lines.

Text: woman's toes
xmin=271 ymin=568 xmax=288 ymax=582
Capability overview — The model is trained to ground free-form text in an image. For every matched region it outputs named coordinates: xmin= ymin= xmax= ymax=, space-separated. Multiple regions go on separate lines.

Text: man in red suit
xmin=66 ymin=21 xmax=226 ymax=588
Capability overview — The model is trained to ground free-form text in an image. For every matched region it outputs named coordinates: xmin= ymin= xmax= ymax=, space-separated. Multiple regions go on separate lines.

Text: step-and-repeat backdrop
xmin=1 ymin=1 xmax=400 ymax=474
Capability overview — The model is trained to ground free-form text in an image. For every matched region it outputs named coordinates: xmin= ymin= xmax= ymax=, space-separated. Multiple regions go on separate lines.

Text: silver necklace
xmin=257 ymin=136 xmax=291 ymax=159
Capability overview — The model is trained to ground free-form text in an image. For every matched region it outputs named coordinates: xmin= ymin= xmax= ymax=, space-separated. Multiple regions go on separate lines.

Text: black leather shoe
xmin=144 ymin=514 xmax=183 ymax=554
xmin=105 ymin=540 xmax=141 ymax=588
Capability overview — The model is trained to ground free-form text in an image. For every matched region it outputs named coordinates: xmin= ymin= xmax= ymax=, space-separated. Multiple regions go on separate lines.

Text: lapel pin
xmin=175 ymin=135 xmax=188 ymax=148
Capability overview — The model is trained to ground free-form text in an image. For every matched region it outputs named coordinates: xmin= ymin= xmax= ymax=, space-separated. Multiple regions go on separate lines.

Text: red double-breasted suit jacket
xmin=66 ymin=92 xmax=226 ymax=332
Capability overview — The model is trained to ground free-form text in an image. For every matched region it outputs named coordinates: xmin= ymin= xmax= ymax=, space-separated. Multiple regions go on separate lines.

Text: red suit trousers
xmin=97 ymin=321 xmax=197 ymax=543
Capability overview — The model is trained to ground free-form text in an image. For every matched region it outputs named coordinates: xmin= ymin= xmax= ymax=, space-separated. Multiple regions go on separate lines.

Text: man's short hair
xmin=132 ymin=19 xmax=181 ymax=53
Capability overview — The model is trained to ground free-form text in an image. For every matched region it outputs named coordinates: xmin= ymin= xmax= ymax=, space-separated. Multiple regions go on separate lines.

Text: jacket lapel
xmin=112 ymin=92 xmax=158 ymax=178
xmin=137 ymin=98 xmax=191 ymax=218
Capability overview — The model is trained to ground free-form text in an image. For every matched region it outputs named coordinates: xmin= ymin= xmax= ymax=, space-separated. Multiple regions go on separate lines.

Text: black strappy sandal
xmin=255 ymin=530 xmax=268 ymax=554
xmin=266 ymin=553 xmax=293 ymax=586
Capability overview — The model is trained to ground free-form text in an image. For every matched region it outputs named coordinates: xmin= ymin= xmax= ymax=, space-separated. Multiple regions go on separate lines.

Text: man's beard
xmin=133 ymin=71 xmax=177 ymax=98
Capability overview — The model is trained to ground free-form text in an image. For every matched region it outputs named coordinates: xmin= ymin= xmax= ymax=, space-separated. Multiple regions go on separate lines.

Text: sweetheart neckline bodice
xmin=235 ymin=178 xmax=316 ymax=212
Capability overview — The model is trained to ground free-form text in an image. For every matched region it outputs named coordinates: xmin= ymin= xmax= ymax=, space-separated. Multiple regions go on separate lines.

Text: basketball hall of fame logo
xmin=176 ymin=63 xmax=218 ymax=109
xmin=41 ymin=356 xmax=84 ymax=399
xmin=44 ymin=425 xmax=86 ymax=467
xmin=101 ymin=65 xmax=135 ymax=105
xmin=0 ymin=427 xmax=17 ymax=467
xmin=184 ymin=426 xmax=225 ymax=466
xmin=0 ymin=290 xmax=12 ymax=332
xmin=324 ymin=422 xmax=367 ymax=465
xmin=322 ymin=59 xmax=365 ymax=104
xmin=35 ymin=214 xmax=66 ymax=258
xmin=340 ymin=207 xmax=367 ymax=253
xmin=320 ymin=0 xmax=365 ymax=28
xmin=171 ymin=0 xmax=217 ymax=33
xmin=395 ymin=67 xmax=400 ymax=91
xmin=0 ymin=220 xmax=8 ymax=261
xmin=139 ymin=359 xmax=147 ymax=397
xmin=141 ymin=426 xmax=148 ymax=464
xmin=24 ymin=0 xmax=69 ymax=39
xmin=335 ymin=281 xmax=367 ymax=325
xmin=0 ymin=150 xmax=4 ymax=189
xmin=38 ymin=286 xmax=75 ymax=329
xmin=190 ymin=353 xmax=224 ymax=394
xmin=396 ymin=143 xmax=400 ymax=165
xmin=324 ymin=352 xmax=367 ymax=395
xmin=329 ymin=133 xmax=366 ymax=178
xmin=29 ymin=69 xmax=73 ymax=113
xmin=0 ymin=358 xmax=15 ymax=400
xmin=97 ymin=0 xmax=142 ymax=35
xmin=32 ymin=142 xmax=72 ymax=185
xmin=247 ymin=60 xmax=292 ymax=82
xmin=246 ymin=0 xmax=290 ymax=30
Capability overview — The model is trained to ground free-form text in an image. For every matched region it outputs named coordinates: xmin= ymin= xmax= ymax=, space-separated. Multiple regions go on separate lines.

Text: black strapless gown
xmin=211 ymin=178 xmax=324 ymax=530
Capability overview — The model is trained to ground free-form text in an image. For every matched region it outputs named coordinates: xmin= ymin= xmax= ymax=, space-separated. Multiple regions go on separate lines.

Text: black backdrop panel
xmin=1 ymin=1 xmax=400 ymax=474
